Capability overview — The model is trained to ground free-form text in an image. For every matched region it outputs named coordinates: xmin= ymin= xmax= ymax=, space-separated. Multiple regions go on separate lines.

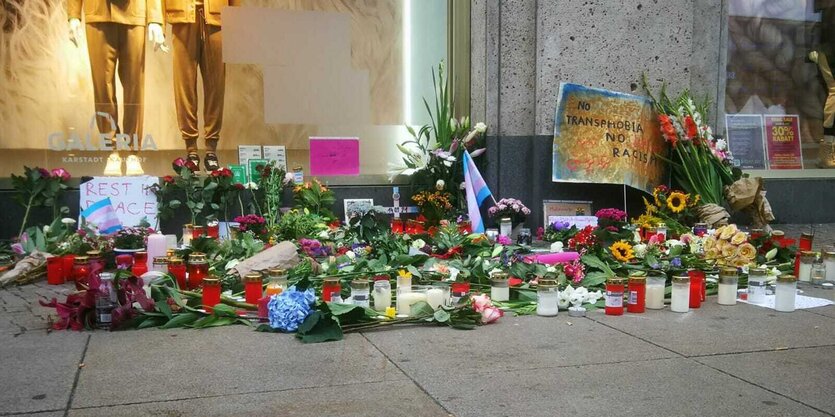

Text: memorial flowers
xmin=293 ymin=179 xmax=336 ymax=220
xmin=609 ymin=240 xmax=635 ymax=262
xmin=703 ymin=224 xmax=757 ymax=267
xmin=488 ymin=198 xmax=531 ymax=223
xmin=267 ymin=286 xmax=317 ymax=332
xmin=12 ymin=166 xmax=72 ymax=238
xmin=412 ymin=190 xmax=454 ymax=225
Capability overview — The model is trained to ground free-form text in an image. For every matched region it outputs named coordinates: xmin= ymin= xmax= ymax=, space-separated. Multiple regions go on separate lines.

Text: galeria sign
xmin=552 ymin=83 xmax=667 ymax=194
xmin=79 ymin=176 xmax=159 ymax=228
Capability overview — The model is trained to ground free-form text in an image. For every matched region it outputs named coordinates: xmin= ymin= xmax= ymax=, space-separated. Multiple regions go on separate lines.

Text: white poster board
xmin=79 ymin=176 xmax=159 ymax=228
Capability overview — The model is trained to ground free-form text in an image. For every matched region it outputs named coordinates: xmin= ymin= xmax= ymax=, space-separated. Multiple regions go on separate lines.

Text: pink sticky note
xmin=309 ymin=137 xmax=360 ymax=176
xmin=525 ymin=252 xmax=581 ymax=265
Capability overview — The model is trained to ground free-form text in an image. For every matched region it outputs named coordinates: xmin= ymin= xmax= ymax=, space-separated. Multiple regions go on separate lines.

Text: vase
xmin=114 ymin=248 xmax=144 ymax=257
xmin=511 ymin=223 xmax=524 ymax=239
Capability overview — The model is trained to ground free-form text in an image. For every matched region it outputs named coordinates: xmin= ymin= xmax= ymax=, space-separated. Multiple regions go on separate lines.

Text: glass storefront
xmin=0 ymin=0 xmax=453 ymax=179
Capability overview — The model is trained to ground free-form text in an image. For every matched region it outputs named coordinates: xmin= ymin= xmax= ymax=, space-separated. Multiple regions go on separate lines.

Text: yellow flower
xmin=398 ymin=269 xmax=412 ymax=279
xmin=730 ymin=231 xmax=747 ymax=245
xmin=721 ymin=244 xmax=739 ymax=259
xmin=714 ymin=225 xmax=726 ymax=238
xmin=720 ymin=224 xmax=737 ymax=240
xmin=610 ymin=240 xmax=635 ymax=262
xmin=738 ymin=242 xmax=757 ymax=260
xmin=667 ymin=191 xmax=687 ymax=213
xmin=731 ymin=256 xmax=751 ymax=267
xmin=689 ymin=194 xmax=701 ymax=207
xmin=703 ymin=236 xmax=717 ymax=251
xmin=705 ymin=247 xmax=720 ymax=259
xmin=653 ymin=189 xmax=663 ymax=207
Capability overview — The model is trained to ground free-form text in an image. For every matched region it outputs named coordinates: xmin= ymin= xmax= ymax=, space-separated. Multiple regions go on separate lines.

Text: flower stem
xmin=18 ymin=194 xmax=35 ymax=238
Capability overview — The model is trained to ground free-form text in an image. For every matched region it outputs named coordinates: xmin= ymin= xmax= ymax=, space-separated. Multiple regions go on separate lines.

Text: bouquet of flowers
xmin=644 ymin=79 xmax=739 ymax=207
xmin=293 ymin=179 xmax=336 ymax=220
xmin=703 ymin=224 xmax=757 ymax=267
xmin=488 ymin=198 xmax=530 ymax=223
xmin=542 ymin=220 xmax=578 ymax=243
xmin=234 ymin=214 xmax=268 ymax=239
xmin=113 ymin=226 xmax=152 ymax=250
xmin=640 ymin=185 xmax=701 ymax=235
xmin=412 ymin=190 xmax=453 ymax=225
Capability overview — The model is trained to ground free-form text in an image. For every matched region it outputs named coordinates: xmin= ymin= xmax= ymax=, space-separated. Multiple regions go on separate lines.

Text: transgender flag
xmin=81 ymin=198 xmax=122 ymax=235
xmin=463 ymin=150 xmax=494 ymax=233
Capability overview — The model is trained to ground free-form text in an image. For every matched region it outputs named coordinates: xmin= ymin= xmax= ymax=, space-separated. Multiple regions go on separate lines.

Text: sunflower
xmin=667 ymin=191 xmax=688 ymax=213
xmin=610 ymin=240 xmax=635 ymax=262
xmin=652 ymin=188 xmax=663 ymax=207
xmin=689 ymin=194 xmax=701 ymax=207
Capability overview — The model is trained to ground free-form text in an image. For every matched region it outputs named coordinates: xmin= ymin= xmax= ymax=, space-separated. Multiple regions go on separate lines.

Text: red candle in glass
xmin=206 ymin=224 xmax=220 ymax=239
xmin=458 ymin=221 xmax=472 ymax=234
xmin=390 ymin=218 xmax=404 ymax=234
xmin=605 ymin=278 xmax=626 ymax=315
xmin=794 ymin=252 xmax=802 ymax=277
xmin=451 ymin=281 xmax=470 ymax=297
xmin=626 ymin=276 xmax=646 ymax=313
xmin=688 ymin=270 xmax=704 ymax=308
xmin=192 ymin=226 xmax=205 ymax=239
xmin=72 ymin=256 xmax=91 ymax=291
xmin=62 ymin=254 xmax=76 ymax=281
xmin=415 ymin=221 xmax=426 ymax=234
xmin=244 ymin=274 xmax=263 ymax=305
xmin=405 ymin=220 xmax=417 ymax=235
xmin=322 ymin=278 xmax=341 ymax=302
xmin=132 ymin=251 xmax=148 ymax=277
xmin=115 ymin=254 xmax=133 ymax=269
xmin=749 ymin=228 xmax=764 ymax=240
xmin=46 ymin=256 xmax=65 ymax=285
xmin=167 ymin=257 xmax=187 ymax=289
xmin=202 ymin=277 xmax=221 ymax=313
xmin=187 ymin=253 xmax=208 ymax=289
xmin=799 ymin=232 xmax=813 ymax=252
xmin=257 ymin=296 xmax=270 ymax=321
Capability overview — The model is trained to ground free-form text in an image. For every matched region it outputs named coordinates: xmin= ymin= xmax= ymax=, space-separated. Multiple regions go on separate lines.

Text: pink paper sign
xmin=309 ymin=137 xmax=360 ymax=176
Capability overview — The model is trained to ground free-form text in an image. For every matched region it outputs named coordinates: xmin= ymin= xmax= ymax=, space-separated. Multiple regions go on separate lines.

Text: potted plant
xmin=488 ymin=198 xmax=531 ymax=238
xmin=113 ymin=226 xmax=151 ymax=255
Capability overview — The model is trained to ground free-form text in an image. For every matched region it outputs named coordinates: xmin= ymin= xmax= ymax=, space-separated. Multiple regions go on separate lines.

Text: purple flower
xmin=671 ymin=257 xmax=682 ymax=268
xmin=551 ymin=221 xmax=570 ymax=232
xmin=496 ymin=235 xmax=512 ymax=245
xmin=11 ymin=243 xmax=25 ymax=255
xmin=651 ymin=263 xmax=661 ymax=270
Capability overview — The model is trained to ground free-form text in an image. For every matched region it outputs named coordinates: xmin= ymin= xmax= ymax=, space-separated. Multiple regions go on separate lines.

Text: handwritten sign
xmin=546 ymin=215 xmax=599 ymax=229
xmin=764 ymin=115 xmax=803 ymax=169
xmin=80 ymin=176 xmax=158 ymax=227
xmin=309 ymin=137 xmax=360 ymax=176
xmin=725 ymin=114 xmax=766 ymax=169
xmin=552 ymin=83 xmax=667 ymax=194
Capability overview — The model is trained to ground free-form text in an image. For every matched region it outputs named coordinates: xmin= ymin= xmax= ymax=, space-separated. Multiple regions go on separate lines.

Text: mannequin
xmin=810 ymin=51 xmax=835 ymax=167
xmin=166 ymin=0 xmax=240 ymax=171
xmin=68 ymin=0 xmax=166 ymax=176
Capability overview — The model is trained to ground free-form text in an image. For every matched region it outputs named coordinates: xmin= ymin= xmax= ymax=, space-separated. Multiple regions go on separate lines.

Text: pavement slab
xmin=0 ymin=332 xmax=88 ymax=415
xmin=590 ymin=297 xmax=835 ymax=357
xmin=67 ymin=380 xmax=450 ymax=417
xmin=419 ymin=357 xmax=828 ymax=417
xmin=71 ymin=325 xmax=408 ymax=408
xmin=362 ymin=315 xmax=677 ymax=380
xmin=701 ymin=346 xmax=835 ymax=414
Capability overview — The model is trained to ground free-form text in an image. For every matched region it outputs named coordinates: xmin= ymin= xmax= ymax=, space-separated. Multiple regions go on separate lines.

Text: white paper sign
xmin=238 ymin=145 xmax=262 ymax=165
xmin=263 ymin=145 xmax=288 ymax=171
xmin=547 ymin=215 xmax=598 ymax=229
xmin=79 ymin=176 xmax=159 ymax=228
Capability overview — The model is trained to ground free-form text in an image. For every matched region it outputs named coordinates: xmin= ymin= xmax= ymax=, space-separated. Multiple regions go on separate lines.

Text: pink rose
xmin=470 ymin=293 xmax=493 ymax=313
xmin=51 ymin=168 xmax=71 ymax=181
xmin=481 ymin=306 xmax=503 ymax=324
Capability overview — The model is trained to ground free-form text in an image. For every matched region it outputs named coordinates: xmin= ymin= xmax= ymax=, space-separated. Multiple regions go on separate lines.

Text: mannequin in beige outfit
xmin=68 ymin=0 xmax=166 ymax=176
xmin=166 ymin=0 xmax=240 ymax=172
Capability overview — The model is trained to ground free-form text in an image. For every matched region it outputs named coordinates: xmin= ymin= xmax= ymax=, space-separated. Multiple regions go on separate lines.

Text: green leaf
xmin=188 ymin=315 xmax=218 ymax=328
xmin=516 ymin=289 xmax=537 ymax=302
xmin=169 ymin=199 xmax=182 ymax=209
xmin=409 ymin=301 xmax=435 ymax=318
xmin=327 ymin=303 xmax=375 ymax=325
xmin=296 ymin=311 xmax=344 ymax=343
xmin=580 ymin=271 xmax=609 ymax=288
xmin=160 ymin=312 xmax=200 ymax=329
xmin=581 ymin=254 xmax=615 ymax=276
xmin=211 ymin=303 xmax=239 ymax=318
xmin=157 ymin=300 xmax=173 ymax=319
xmin=138 ymin=316 xmax=165 ymax=329
xmin=433 ymin=309 xmax=451 ymax=323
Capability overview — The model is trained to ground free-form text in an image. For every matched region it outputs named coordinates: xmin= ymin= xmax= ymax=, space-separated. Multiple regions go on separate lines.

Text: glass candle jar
xmin=490 ymin=273 xmax=510 ymax=302
xmin=46 ymin=256 xmax=65 ymax=285
xmin=182 ymin=224 xmax=193 ymax=246
xmin=187 ymin=253 xmax=208 ymax=289
xmin=717 ymin=267 xmax=739 ymax=305
xmin=749 ymin=228 xmax=764 ymax=240
xmin=206 ymin=221 xmax=220 ymax=239
xmin=799 ymin=232 xmax=814 ymax=252
xmin=811 ymin=260 xmax=826 ymax=286
xmin=747 ymin=267 xmax=768 ymax=305
xmin=425 ymin=285 xmax=446 ymax=310
xmin=450 ymin=281 xmax=470 ymax=305
xmin=62 ymin=254 xmax=76 ymax=282
xmin=771 ymin=230 xmax=785 ymax=245
xmin=202 ymin=277 xmax=221 ymax=313
xmin=265 ymin=269 xmax=288 ymax=297
xmin=86 ymin=250 xmax=105 ymax=274
xmin=373 ymin=277 xmax=392 ymax=312
xmin=244 ymin=273 xmax=264 ymax=304
xmin=192 ymin=225 xmax=205 ymax=239
xmin=517 ymin=228 xmax=532 ymax=246
xmin=115 ymin=254 xmax=133 ymax=270
xmin=397 ymin=287 xmax=428 ymax=317
xmin=395 ymin=272 xmax=414 ymax=313
xmin=499 ymin=217 xmax=512 ymax=238
xmin=645 ymin=273 xmax=666 ymax=309
xmin=693 ymin=223 xmax=708 ymax=237
xmin=824 ymin=251 xmax=835 ymax=283
xmin=351 ymin=279 xmax=371 ymax=308
xmin=322 ymin=277 xmax=342 ymax=302
xmin=671 ymin=275 xmax=690 ymax=313
xmin=687 ymin=269 xmax=705 ymax=308
xmin=167 ymin=257 xmax=187 ymax=289
xmin=775 ymin=274 xmax=797 ymax=312
xmin=627 ymin=275 xmax=646 ymax=313
xmin=132 ymin=251 xmax=148 ymax=277
xmin=458 ymin=220 xmax=472 ymax=234
xmin=797 ymin=251 xmax=816 ymax=282
xmin=405 ymin=219 xmax=418 ymax=235
xmin=72 ymin=256 xmax=91 ymax=291
xmin=655 ymin=223 xmax=668 ymax=240
xmin=536 ymin=279 xmax=559 ymax=316
xmin=390 ymin=218 xmax=404 ymax=234
xmin=152 ymin=256 xmax=169 ymax=273
xmin=605 ymin=277 xmax=626 ymax=316
xmin=485 ymin=229 xmax=499 ymax=241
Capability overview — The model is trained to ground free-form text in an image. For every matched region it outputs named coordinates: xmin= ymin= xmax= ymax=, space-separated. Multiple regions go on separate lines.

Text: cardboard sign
xmin=542 ymin=200 xmax=593 ymax=226
xmin=552 ymin=83 xmax=667 ymax=194
xmin=80 ymin=176 xmax=158 ymax=228
xmin=309 ymin=137 xmax=359 ymax=176
xmin=764 ymin=115 xmax=803 ymax=169
xmin=725 ymin=114 xmax=766 ymax=169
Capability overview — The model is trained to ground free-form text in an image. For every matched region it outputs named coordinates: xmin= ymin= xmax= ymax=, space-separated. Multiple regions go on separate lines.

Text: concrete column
xmin=497 ymin=0 xmax=537 ymax=136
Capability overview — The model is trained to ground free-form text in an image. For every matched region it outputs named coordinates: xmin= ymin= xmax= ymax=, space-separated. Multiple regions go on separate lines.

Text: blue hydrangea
xmin=267 ymin=286 xmax=317 ymax=332
xmin=671 ymin=257 xmax=682 ymax=268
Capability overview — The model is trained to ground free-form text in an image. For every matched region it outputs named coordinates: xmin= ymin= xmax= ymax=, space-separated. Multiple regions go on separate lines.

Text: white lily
xmin=474 ymin=122 xmax=487 ymax=133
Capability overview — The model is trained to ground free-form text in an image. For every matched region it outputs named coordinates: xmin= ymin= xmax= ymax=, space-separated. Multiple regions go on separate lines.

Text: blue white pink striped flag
xmin=463 ymin=150 xmax=494 ymax=233
xmin=80 ymin=197 xmax=122 ymax=235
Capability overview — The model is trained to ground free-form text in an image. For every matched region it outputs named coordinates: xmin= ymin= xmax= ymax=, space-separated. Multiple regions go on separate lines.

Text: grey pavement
xmin=0 ymin=224 xmax=834 ymax=416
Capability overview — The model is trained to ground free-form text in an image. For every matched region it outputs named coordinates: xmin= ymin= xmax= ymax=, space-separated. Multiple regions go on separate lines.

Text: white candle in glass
xmin=537 ymin=291 xmax=559 ymax=316
xmin=645 ymin=275 xmax=666 ymax=309
xmin=373 ymin=281 xmax=391 ymax=312
xmin=717 ymin=269 xmax=738 ymax=305
xmin=397 ymin=292 xmax=428 ymax=316
xmin=491 ymin=286 xmax=510 ymax=302
xmin=775 ymin=275 xmax=797 ymax=312
xmin=798 ymin=262 xmax=813 ymax=283
xmin=825 ymin=252 xmax=835 ymax=282
xmin=426 ymin=288 xmax=445 ymax=310
xmin=670 ymin=276 xmax=689 ymax=313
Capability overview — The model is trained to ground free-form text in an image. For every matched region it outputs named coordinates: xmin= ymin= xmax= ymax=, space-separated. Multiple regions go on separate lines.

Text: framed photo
xmin=343 ymin=199 xmax=375 ymax=223
xmin=542 ymin=200 xmax=593 ymax=226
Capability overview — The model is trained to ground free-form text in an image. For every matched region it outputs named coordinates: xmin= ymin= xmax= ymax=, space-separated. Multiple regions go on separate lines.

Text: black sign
xmin=725 ymin=114 xmax=766 ymax=169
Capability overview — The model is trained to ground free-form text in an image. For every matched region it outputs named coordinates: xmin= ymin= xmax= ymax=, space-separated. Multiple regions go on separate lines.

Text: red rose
xmin=233 ymin=183 xmax=245 ymax=190
xmin=162 ymin=175 xmax=175 ymax=184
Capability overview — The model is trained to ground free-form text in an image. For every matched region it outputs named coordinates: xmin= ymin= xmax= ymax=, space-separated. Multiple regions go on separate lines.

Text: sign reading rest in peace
xmin=79 ymin=176 xmax=158 ymax=228
xmin=552 ymin=83 xmax=667 ymax=194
